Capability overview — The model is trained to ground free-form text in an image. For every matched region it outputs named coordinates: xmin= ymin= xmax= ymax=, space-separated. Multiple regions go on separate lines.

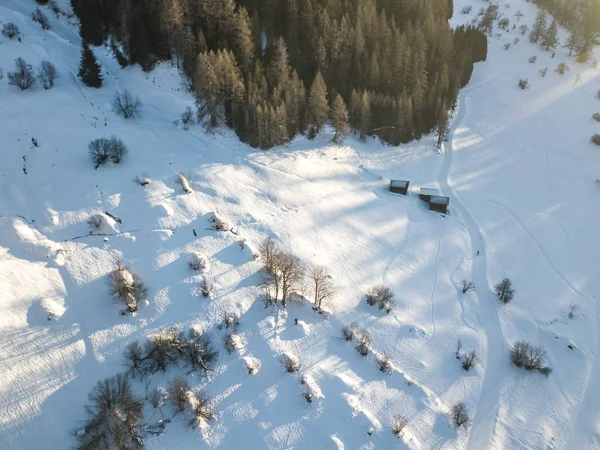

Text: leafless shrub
xmin=556 ymin=62 xmax=570 ymax=75
xmin=377 ymin=353 xmax=392 ymax=373
xmin=303 ymin=391 xmax=313 ymax=403
xmin=451 ymin=402 xmax=470 ymax=427
xmin=124 ymin=341 xmax=147 ymax=378
xmin=518 ymin=78 xmax=529 ymax=90
xmin=108 ymin=136 xmax=128 ymax=164
xmin=456 ymin=338 xmax=463 ymax=359
xmin=342 ymin=322 xmax=357 ymax=341
xmin=107 ymin=266 xmax=147 ymax=314
xmin=188 ymin=392 xmax=215 ymax=427
xmin=0 ymin=68 xmax=3 ymax=80
xmin=238 ymin=238 xmax=246 ymax=250
xmin=133 ymin=175 xmax=150 ymax=186
xmin=593 ymin=113 xmax=600 ymax=123
xmin=281 ymin=353 xmax=300 ymax=373
xmin=519 ymin=24 xmax=529 ymax=35
xmin=309 ymin=264 xmax=335 ymax=310
xmin=37 ymin=60 xmax=59 ymax=89
xmin=462 ymin=350 xmax=478 ymax=371
xmin=188 ymin=253 xmax=208 ymax=271
xmin=177 ymin=173 xmax=192 ymax=193
xmin=32 ymin=8 xmax=51 ymax=30
xmin=592 ymin=134 xmax=600 ymax=146
xmin=2 ymin=23 xmax=20 ymax=39
xmin=88 ymin=138 xmax=111 ymax=169
xmin=144 ymin=328 xmax=183 ymax=373
xmin=461 ymin=280 xmax=475 ymax=293
xmin=181 ymin=329 xmax=218 ymax=374
xmin=48 ymin=1 xmax=65 ymax=17
xmin=461 ymin=5 xmax=472 ymax=14
xmin=504 ymin=43 xmax=511 ymax=50
xmin=8 ymin=57 xmax=35 ymax=91
xmin=514 ymin=37 xmax=520 ymax=44
xmin=167 ymin=376 xmax=191 ymax=414
xmin=180 ymin=106 xmax=194 ymax=130
xmin=220 ymin=312 xmax=240 ymax=332
xmin=75 ymin=374 xmax=143 ymax=450
xmin=498 ymin=17 xmax=510 ymax=29
xmin=209 ymin=212 xmax=229 ymax=231
xmin=392 ymin=414 xmax=408 ymax=437
xmin=365 ymin=285 xmax=395 ymax=313
xmin=87 ymin=214 xmax=106 ymax=230
xmin=200 ymin=276 xmax=214 ymax=298
xmin=568 ymin=304 xmax=578 ymax=319
xmin=494 ymin=278 xmax=515 ymax=303
xmin=355 ymin=330 xmax=372 ymax=356
xmin=224 ymin=333 xmax=238 ymax=354
xmin=539 ymin=67 xmax=548 ymax=77
xmin=112 ymin=89 xmax=143 ymax=118
xmin=510 ymin=341 xmax=551 ymax=375
xmin=149 ymin=388 xmax=164 ymax=409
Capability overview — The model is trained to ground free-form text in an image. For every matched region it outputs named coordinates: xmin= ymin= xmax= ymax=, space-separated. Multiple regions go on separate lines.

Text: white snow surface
xmin=1 ymin=0 xmax=599 ymax=449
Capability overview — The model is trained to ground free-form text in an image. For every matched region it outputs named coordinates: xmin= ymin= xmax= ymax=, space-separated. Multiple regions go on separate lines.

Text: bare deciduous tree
xmin=38 ymin=60 xmax=59 ymax=89
xmin=392 ymin=414 xmax=408 ymax=437
xmin=107 ymin=266 xmax=148 ymax=314
xmin=32 ymin=8 xmax=51 ymax=30
xmin=451 ymin=402 xmax=470 ymax=427
xmin=309 ymin=264 xmax=335 ymax=310
xmin=112 ymin=89 xmax=143 ymax=119
xmin=167 ymin=376 xmax=191 ymax=414
xmin=2 ymin=23 xmax=20 ymax=39
xmin=494 ymin=278 xmax=515 ymax=303
xmin=461 ymin=280 xmax=475 ymax=293
xmin=355 ymin=330 xmax=372 ymax=356
xmin=277 ymin=252 xmax=305 ymax=307
xmin=8 ymin=58 xmax=35 ymax=91
xmin=462 ymin=350 xmax=478 ymax=371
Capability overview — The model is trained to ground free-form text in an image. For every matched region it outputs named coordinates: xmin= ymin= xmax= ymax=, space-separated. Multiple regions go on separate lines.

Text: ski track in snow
xmin=439 ymin=78 xmax=508 ymax=449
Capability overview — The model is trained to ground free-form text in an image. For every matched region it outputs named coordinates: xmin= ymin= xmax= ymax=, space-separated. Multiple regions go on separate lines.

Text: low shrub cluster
xmin=365 ymin=285 xmax=395 ymax=313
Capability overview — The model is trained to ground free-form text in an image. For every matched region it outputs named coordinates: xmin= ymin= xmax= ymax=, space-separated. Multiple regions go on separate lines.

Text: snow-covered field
xmin=1 ymin=0 xmax=599 ymax=448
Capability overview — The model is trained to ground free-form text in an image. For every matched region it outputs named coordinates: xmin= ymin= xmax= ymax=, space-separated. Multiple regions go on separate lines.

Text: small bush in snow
xmin=8 ymin=58 xmax=35 ymax=91
xmin=451 ymin=402 xmax=470 ymax=427
xmin=180 ymin=107 xmax=195 ymax=130
xmin=37 ymin=60 xmax=59 ymax=89
xmin=539 ymin=67 xmax=548 ymax=77
xmin=568 ymin=304 xmax=578 ymax=319
xmin=224 ymin=333 xmax=238 ymax=354
xmin=556 ymin=63 xmax=570 ymax=75
xmin=592 ymin=113 xmax=600 ymax=123
xmin=2 ymin=23 xmax=20 ymax=39
xmin=177 ymin=173 xmax=192 ymax=193
xmin=519 ymin=24 xmax=529 ymax=35
xmin=200 ymin=276 xmax=214 ymax=298
xmin=133 ymin=175 xmax=150 ymax=186
xmin=167 ymin=376 xmax=191 ymax=414
xmin=365 ymin=285 xmax=394 ymax=313
xmin=303 ymin=391 xmax=313 ymax=403
xmin=32 ymin=8 xmax=51 ymax=30
xmin=494 ymin=277 xmax=515 ymax=303
xmin=281 ymin=353 xmax=300 ymax=373
xmin=209 ymin=213 xmax=229 ymax=231
xmin=219 ymin=312 xmax=240 ymax=332
xmin=456 ymin=338 xmax=463 ymax=359
xmin=462 ymin=350 xmax=478 ymax=371
xmin=48 ymin=1 xmax=64 ymax=17
xmin=188 ymin=391 xmax=215 ymax=427
xmin=355 ymin=330 xmax=372 ymax=356
xmin=514 ymin=37 xmax=520 ymax=44
xmin=246 ymin=358 xmax=260 ymax=375
xmin=112 ymin=89 xmax=143 ymax=119
xmin=109 ymin=137 xmax=128 ymax=164
xmin=510 ymin=340 xmax=551 ymax=375
xmin=498 ymin=18 xmax=510 ymax=29
xmin=392 ymin=414 xmax=408 ymax=437
xmin=182 ymin=328 xmax=218 ymax=373
xmin=377 ymin=353 xmax=392 ymax=373
xmin=144 ymin=328 xmax=184 ymax=373
xmin=528 ymin=56 xmax=537 ymax=64
xmin=188 ymin=253 xmax=208 ymax=271
xmin=504 ymin=43 xmax=511 ymax=50
xmin=461 ymin=280 xmax=475 ymax=293
xmin=461 ymin=5 xmax=472 ymax=14
xmin=87 ymin=214 xmax=106 ymax=230
xmin=75 ymin=374 xmax=143 ymax=450
xmin=88 ymin=137 xmax=128 ymax=169
xmin=577 ymin=50 xmax=591 ymax=64
xmin=108 ymin=266 xmax=148 ymax=313
xmin=342 ymin=322 xmax=357 ymax=341
xmin=518 ymin=78 xmax=529 ymax=90
xmin=149 ymin=388 xmax=164 ymax=409
xmin=124 ymin=341 xmax=147 ymax=378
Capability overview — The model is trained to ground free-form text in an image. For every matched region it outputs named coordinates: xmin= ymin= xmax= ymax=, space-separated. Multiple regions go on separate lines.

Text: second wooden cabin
xmin=419 ymin=188 xmax=439 ymax=202
xmin=390 ymin=180 xmax=409 ymax=195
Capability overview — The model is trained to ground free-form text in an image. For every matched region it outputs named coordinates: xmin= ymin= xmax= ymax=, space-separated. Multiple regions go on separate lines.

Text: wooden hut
xmin=419 ymin=188 xmax=439 ymax=202
xmin=429 ymin=195 xmax=449 ymax=213
xmin=390 ymin=180 xmax=409 ymax=195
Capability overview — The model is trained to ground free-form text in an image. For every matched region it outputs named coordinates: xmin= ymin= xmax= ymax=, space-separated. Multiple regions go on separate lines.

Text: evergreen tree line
xmin=71 ymin=0 xmax=487 ymax=148
xmin=530 ymin=0 xmax=600 ymax=57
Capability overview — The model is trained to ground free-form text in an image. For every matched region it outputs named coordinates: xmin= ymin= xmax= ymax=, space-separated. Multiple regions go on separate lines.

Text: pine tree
xmin=78 ymin=41 xmax=103 ymax=88
xmin=565 ymin=29 xmax=582 ymax=56
xmin=330 ymin=94 xmax=349 ymax=144
xmin=436 ymin=105 xmax=450 ymax=151
xmin=306 ymin=72 xmax=329 ymax=138
xmin=541 ymin=19 xmax=558 ymax=51
xmin=529 ymin=10 xmax=547 ymax=44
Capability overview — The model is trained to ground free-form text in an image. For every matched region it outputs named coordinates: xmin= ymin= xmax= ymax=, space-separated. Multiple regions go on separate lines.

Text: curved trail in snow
xmin=438 ymin=78 xmax=507 ymax=449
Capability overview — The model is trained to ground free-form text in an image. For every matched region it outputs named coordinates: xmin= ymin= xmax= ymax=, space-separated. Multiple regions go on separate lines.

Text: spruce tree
xmin=330 ymin=94 xmax=349 ymax=144
xmin=541 ymin=19 xmax=558 ymax=51
xmin=306 ymin=72 xmax=329 ymax=138
xmin=437 ymin=105 xmax=450 ymax=151
xmin=78 ymin=41 xmax=103 ymax=88
xmin=529 ymin=10 xmax=547 ymax=44
xmin=565 ymin=29 xmax=582 ymax=56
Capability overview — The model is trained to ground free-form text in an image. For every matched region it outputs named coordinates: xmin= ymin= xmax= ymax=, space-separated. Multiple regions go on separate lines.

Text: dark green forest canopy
xmin=71 ymin=0 xmax=487 ymax=148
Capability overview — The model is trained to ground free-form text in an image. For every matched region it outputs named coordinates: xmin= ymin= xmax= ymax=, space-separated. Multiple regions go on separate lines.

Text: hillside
xmin=1 ymin=0 xmax=599 ymax=449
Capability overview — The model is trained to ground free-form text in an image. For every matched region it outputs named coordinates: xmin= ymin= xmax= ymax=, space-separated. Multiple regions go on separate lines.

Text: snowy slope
xmin=0 ymin=0 xmax=598 ymax=449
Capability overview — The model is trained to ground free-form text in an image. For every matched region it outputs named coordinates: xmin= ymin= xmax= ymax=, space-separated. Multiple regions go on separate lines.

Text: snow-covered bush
xmin=200 ymin=276 xmax=214 ymax=298
xmin=167 ymin=376 xmax=191 ymax=414
xmin=592 ymin=113 xmax=600 ymax=123
xmin=37 ymin=60 xmax=59 ymax=89
xmin=451 ymin=402 xmax=470 ymax=427
xmin=87 ymin=214 xmax=106 ymax=230
xmin=355 ymin=330 xmax=372 ymax=356
xmin=245 ymin=357 xmax=261 ymax=375
xmin=528 ymin=56 xmax=537 ymax=64
xmin=48 ymin=1 xmax=64 ymax=17
xmin=224 ymin=333 xmax=239 ymax=354
xmin=392 ymin=414 xmax=408 ymax=437
xmin=504 ymin=43 xmax=511 ymax=50
xmin=539 ymin=67 xmax=548 ymax=77
xmin=167 ymin=376 xmax=215 ymax=426
xmin=281 ymin=353 xmax=301 ymax=373
xmin=8 ymin=58 xmax=35 ymax=91
xmin=494 ymin=277 xmax=515 ymax=303
xmin=461 ymin=5 xmax=472 ymax=14
xmin=112 ymin=89 xmax=143 ymax=119
xmin=556 ymin=62 xmax=570 ymax=75
xmin=219 ymin=311 xmax=240 ymax=332
xmin=519 ymin=24 xmax=529 ymax=35
xmin=365 ymin=285 xmax=395 ymax=313
xmin=107 ymin=266 xmax=147 ymax=314
xmin=177 ymin=173 xmax=192 ymax=193
xmin=342 ymin=322 xmax=357 ymax=341
xmin=2 ymin=23 xmax=20 ymax=39
xmin=180 ymin=107 xmax=195 ymax=130
xmin=188 ymin=252 xmax=209 ymax=271
xmin=32 ymin=8 xmax=51 ymax=30
xmin=187 ymin=391 xmax=215 ymax=427
xmin=209 ymin=212 xmax=229 ymax=231
xmin=182 ymin=328 xmax=218 ymax=373
xmin=377 ymin=353 xmax=392 ymax=373
xmin=511 ymin=341 xmax=551 ymax=375
xmin=592 ymin=134 xmax=600 ymax=146
xmin=75 ymin=374 xmax=143 ymax=450
xmin=143 ymin=328 xmax=183 ymax=373
xmin=518 ymin=78 xmax=529 ymax=90
xmin=462 ymin=350 xmax=478 ymax=371
xmin=498 ymin=18 xmax=510 ymax=29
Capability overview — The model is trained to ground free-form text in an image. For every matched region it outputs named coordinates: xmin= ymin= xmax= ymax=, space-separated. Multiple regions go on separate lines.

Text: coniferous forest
xmin=70 ymin=0 xmax=487 ymax=148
